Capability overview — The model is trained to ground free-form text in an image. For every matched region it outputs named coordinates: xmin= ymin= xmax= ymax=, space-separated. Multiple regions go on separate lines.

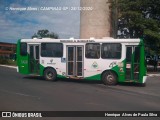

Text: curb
xmin=147 ymin=74 xmax=160 ymax=77
xmin=0 ymin=65 xmax=17 ymax=69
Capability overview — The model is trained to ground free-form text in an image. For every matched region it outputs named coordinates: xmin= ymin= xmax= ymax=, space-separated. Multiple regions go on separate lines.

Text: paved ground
xmin=147 ymin=65 xmax=160 ymax=76
xmin=0 ymin=65 xmax=160 ymax=120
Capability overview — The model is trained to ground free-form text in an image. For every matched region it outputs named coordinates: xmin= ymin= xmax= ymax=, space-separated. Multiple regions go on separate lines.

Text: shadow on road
xmin=23 ymin=76 xmax=102 ymax=84
xmin=23 ymin=76 xmax=45 ymax=81
xmin=118 ymin=82 xmax=146 ymax=87
xmin=22 ymin=76 xmax=145 ymax=87
xmin=59 ymin=78 xmax=102 ymax=84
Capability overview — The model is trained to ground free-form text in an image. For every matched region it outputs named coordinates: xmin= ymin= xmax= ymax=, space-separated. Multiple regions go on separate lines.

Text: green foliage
xmin=0 ymin=57 xmax=8 ymax=64
xmin=32 ymin=29 xmax=59 ymax=39
xmin=115 ymin=0 xmax=160 ymax=54
xmin=0 ymin=57 xmax=16 ymax=65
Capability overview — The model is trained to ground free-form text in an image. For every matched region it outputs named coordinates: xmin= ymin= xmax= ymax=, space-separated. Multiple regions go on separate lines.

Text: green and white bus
xmin=16 ymin=37 xmax=147 ymax=85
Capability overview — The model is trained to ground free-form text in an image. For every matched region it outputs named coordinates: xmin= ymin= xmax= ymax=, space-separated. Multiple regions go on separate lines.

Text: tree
xmin=111 ymin=0 xmax=160 ymax=54
xmin=32 ymin=29 xmax=59 ymax=39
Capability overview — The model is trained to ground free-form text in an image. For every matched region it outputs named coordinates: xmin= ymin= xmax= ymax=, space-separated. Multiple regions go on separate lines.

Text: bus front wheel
xmin=44 ymin=68 xmax=57 ymax=81
xmin=102 ymin=71 xmax=117 ymax=85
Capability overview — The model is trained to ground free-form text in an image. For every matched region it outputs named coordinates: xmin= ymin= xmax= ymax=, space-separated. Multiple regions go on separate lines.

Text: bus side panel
xmin=84 ymin=74 xmax=101 ymax=80
xmin=84 ymin=61 xmax=125 ymax=82
xmin=39 ymin=64 xmax=45 ymax=76
xmin=111 ymin=61 xmax=125 ymax=83
xmin=39 ymin=57 xmax=67 ymax=78
xmin=18 ymin=55 xmax=29 ymax=74
xmin=16 ymin=40 xmax=30 ymax=74
xmin=39 ymin=64 xmax=66 ymax=78
xmin=83 ymin=59 xmax=102 ymax=80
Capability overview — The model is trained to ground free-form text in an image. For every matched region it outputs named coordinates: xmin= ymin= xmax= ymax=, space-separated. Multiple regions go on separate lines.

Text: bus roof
xmin=20 ymin=38 xmax=141 ymax=43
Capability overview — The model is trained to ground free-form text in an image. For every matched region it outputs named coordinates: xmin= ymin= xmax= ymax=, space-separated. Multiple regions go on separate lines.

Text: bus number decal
xmin=92 ymin=62 xmax=98 ymax=69
xmin=21 ymin=60 xmax=28 ymax=64
xmin=47 ymin=59 xmax=56 ymax=65
xmin=61 ymin=58 xmax=66 ymax=63
xmin=109 ymin=62 xmax=117 ymax=68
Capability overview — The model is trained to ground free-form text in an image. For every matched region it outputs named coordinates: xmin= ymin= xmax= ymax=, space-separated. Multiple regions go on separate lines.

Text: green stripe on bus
xmin=85 ymin=74 xmax=101 ymax=80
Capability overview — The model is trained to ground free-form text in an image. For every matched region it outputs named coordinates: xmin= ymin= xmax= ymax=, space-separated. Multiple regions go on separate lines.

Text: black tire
xmin=44 ymin=68 xmax=57 ymax=81
xmin=102 ymin=71 xmax=117 ymax=85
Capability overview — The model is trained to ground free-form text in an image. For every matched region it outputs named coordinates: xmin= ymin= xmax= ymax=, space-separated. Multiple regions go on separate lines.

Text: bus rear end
xmin=16 ymin=39 xmax=29 ymax=74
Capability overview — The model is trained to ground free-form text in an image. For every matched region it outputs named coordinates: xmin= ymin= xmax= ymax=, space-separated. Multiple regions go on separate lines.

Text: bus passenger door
xmin=126 ymin=46 xmax=140 ymax=81
xmin=29 ymin=44 xmax=40 ymax=74
xmin=67 ymin=46 xmax=84 ymax=77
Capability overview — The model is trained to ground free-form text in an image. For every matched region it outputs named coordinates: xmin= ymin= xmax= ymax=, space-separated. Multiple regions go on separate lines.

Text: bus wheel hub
xmin=48 ymin=72 xmax=53 ymax=78
xmin=107 ymin=75 xmax=113 ymax=82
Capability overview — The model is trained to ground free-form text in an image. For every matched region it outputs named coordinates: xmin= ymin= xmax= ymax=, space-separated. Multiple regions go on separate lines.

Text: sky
xmin=0 ymin=0 xmax=80 ymax=43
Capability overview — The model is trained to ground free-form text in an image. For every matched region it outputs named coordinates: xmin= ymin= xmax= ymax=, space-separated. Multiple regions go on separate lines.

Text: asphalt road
xmin=0 ymin=66 xmax=160 ymax=120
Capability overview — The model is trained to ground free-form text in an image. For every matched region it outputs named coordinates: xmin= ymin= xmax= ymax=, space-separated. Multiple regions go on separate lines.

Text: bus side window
xmin=41 ymin=43 xmax=63 ymax=57
xmin=85 ymin=43 xmax=100 ymax=59
xmin=101 ymin=43 xmax=121 ymax=59
xmin=20 ymin=43 xmax=27 ymax=56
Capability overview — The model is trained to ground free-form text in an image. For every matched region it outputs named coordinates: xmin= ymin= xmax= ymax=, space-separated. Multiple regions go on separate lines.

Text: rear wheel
xmin=102 ymin=71 xmax=117 ymax=85
xmin=44 ymin=68 xmax=57 ymax=81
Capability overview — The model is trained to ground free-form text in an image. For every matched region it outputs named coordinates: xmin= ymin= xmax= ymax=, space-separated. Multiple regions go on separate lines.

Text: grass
xmin=0 ymin=58 xmax=17 ymax=66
